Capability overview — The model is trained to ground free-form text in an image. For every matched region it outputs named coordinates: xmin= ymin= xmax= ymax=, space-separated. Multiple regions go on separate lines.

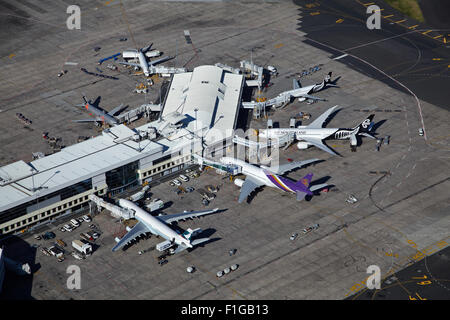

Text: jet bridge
xmin=89 ymin=194 xmax=134 ymax=220
xmin=192 ymin=154 xmax=241 ymax=175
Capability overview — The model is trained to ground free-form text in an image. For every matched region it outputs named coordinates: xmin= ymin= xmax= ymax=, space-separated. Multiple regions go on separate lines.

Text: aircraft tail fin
xmin=324 ymin=71 xmax=332 ymax=84
xmin=295 ymin=173 xmax=314 ymax=195
xmin=353 ymin=114 xmax=375 ymax=133
xmin=293 ymin=78 xmax=301 ymax=89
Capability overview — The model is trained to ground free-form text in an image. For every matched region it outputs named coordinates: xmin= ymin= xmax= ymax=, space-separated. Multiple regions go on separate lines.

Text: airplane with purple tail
xmin=219 ymin=157 xmax=329 ymax=203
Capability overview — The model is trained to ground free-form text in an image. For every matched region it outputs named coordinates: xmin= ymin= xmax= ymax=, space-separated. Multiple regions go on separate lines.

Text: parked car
xmin=202 ymin=198 xmax=210 ymax=206
xmin=205 ymin=185 xmax=218 ymax=193
xmin=80 ymin=233 xmax=93 ymax=242
xmin=172 ymin=179 xmax=181 ymax=186
xmin=77 ymin=218 xmax=84 ymax=224
xmin=34 ymin=234 xmax=42 ymax=240
xmin=186 ymin=187 xmax=195 ymax=193
xmin=290 ymin=233 xmax=298 ymax=241
xmin=418 ymin=128 xmax=424 ymax=136
xmin=87 ymin=231 xmax=99 ymax=240
xmin=216 ymin=270 xmax=224 ymax=278
xmin=60 ymin=227 xmax=66 ymax=232
xmin=179 ymin=174 xmax=189 ymax=182
xmin=82 ymin=215 xmax=92 ymax=222
xmin=42 ymin=231 xmax=56 ymax=240
xmin=63 ymin=224 xmax=73 ymax=232
xmin=169 ymin=181 xmax=175 ymax=187
xmin=40 ymin=247 xmax=51 ymax=256
xmin=56 ymin=239 xmax=67 ymax=247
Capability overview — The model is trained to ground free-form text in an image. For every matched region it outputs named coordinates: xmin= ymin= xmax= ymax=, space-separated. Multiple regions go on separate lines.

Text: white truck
xmin=145 ymin=198 xmax=164 ymax=212
xmin=72 ymin=240 xmax=93 ymax=256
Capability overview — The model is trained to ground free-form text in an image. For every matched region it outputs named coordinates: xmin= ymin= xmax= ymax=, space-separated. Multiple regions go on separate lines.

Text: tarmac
xmin=0 ymin=0 xmax=449 ymax=300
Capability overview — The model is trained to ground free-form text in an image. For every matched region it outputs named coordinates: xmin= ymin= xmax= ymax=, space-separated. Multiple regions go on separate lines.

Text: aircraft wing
xmin=307 ymin=105 xmax=340 ymax=128
xmin=108 ymin=103 xmax=126 ymax=116
xmin=157 ymin=208 xmax=219 ymax=224
xmin=300 ymin=93 xmax=326 ymax=101
xmin=149 ymin=55 xmax=173 ymax=66
xmin=238 ymin=176 xmax=265 ymax=203
xmin=118 ymin=61 xmax=140 ymax=68
xmin=112 ymin=221 xmax=150 ymax=252
xmin=270 ymin=158 xmax=321 ymax=175
xmin=302 ymin=137 xmax=339 ymax=156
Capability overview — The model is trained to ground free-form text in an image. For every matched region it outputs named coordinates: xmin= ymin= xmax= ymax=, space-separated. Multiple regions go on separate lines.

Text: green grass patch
xmin=384 ymin=0 xmax=425 ymax=22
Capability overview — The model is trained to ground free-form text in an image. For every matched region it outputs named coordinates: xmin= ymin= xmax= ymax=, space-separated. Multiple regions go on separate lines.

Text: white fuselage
xmin=284 ymin=84 xmax=315 ymax=98
xmin=259 ymin=127 xmax=339 ymax=141
xmin=118 ymin=199 xmax=191 ymax=248
xmin=220 ymin=157 xmax=277 ymax=189
xmin=137 ymin=51 xmax=150 ymax=76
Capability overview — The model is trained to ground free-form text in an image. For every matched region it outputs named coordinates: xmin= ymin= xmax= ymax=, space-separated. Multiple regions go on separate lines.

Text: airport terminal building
xmin=0 ymin=65 xmax=245 ymax=236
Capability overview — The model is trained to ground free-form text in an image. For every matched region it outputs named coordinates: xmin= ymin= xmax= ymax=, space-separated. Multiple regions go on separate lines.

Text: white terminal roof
xmin=0 ymin=65 xmax=244 ymax=213
xmin=0 ymin=125 xmax=163 ymax=212
xmin=162 ymin=65 xmax=244 ymax=144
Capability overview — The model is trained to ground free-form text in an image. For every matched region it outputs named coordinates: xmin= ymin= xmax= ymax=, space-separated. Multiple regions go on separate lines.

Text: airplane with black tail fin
xmin=258 ymin=105 xmax=376 ymax=155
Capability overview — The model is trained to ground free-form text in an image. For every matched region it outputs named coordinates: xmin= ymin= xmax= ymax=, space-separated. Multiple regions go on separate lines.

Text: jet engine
xmin=126 ymin=226 xmax=132 ymax=232
xmin=350 ymin=133 xmax=357 ymax=146
xmin=234 ymin=178 xmax=245 ymax=188
xmin=298 ymin=97 xmax=307 ymax=102
xmin=297 ymin=142 xmax=311 ymax=149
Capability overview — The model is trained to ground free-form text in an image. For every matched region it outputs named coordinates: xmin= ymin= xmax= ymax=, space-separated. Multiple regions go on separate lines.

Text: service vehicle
xmin=70 ymin=219 xmax=79 ymax=228
xmin=72 ymin=240 xmax=93 ymax=256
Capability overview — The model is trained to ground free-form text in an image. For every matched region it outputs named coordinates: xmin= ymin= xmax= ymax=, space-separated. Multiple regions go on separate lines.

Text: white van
xmin=70 ymin=218 xmax=79 ymax=228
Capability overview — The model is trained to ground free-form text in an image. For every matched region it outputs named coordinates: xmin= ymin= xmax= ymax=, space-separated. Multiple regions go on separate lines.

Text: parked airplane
xmin=258 ymin=105 xmax=375 ymax=155
xmin=120 ymin=43 xmax=173 ymax=76
xmin=219 ymin=157 xmax=328 ymax=203
xmin=112 ymin=199 xmax=220 ymax=254
xmin=276 ymin=72 xmax=338 ymax=102
xmin=73 ymin=96 xmax=125 ymax=126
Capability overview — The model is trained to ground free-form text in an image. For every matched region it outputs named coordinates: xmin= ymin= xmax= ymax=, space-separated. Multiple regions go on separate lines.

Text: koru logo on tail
xmin=361 ymin=119 xmax=371 ymax=129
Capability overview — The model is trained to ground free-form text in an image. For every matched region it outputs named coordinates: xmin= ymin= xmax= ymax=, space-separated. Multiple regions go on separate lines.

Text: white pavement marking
xmin=334 ymin=54 xmax=348 ymax=60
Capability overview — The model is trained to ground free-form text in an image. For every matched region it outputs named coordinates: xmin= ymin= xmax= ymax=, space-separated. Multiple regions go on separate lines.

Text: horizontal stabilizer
xmin=191 ymin=238 xmax=210 ymax=247
xmin=296 ymin=191 xmax=306 ymax=201
xmin=309 ymin=183 xmax=329 ymax=192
